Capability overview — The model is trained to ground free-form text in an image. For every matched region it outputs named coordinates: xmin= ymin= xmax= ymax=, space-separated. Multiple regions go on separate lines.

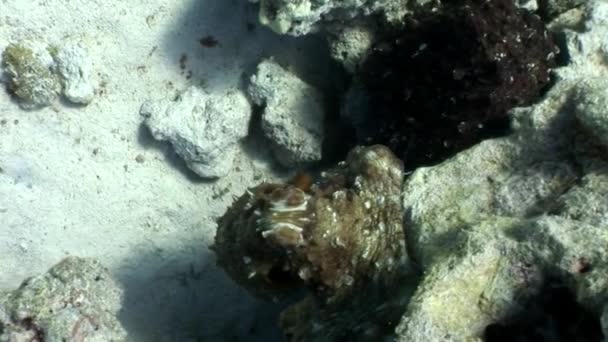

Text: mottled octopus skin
xmin=213 ymin=145 xmax=409 ymax=340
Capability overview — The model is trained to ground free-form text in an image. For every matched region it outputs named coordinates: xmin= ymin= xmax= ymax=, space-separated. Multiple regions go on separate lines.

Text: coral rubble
xmin=252 ymin=0 xmax=421 ymax=36
xmin=357 ymin=0 xmax=559 ymax=170
xmin=140 ymin=86 xmax=251 ymax=179
xmin=248 ymin=59 xmax=325 ymax=167
xmin=1 ymin=40 xmax=95 ymax=109
xmin=214 ymin=144 xmax=409 ymax=340
xmin=0 ymin=257 xmax=127 ymax=342
xmin=53 ymin=42 xmax=95 ymax=105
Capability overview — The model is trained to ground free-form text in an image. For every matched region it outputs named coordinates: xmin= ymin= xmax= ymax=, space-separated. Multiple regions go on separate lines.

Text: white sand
xmin=0 ymin=0 xmax=332 ymax=340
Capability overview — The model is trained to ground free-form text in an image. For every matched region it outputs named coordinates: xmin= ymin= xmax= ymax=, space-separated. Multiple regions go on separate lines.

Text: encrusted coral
xmin=1 ymin=40 xmax=95 ymax=109
xmin=214 ymin=144 xmax=409 ymax=340
xmin=2 ymin=43 xmax=61 ymax=109
xmin=0 ymin=257 xmax=127 ymax=342
xmin=356 ymin=0 xmax=559 ymax=170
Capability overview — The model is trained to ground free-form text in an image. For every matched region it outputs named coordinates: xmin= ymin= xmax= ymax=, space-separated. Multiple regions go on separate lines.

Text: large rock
xmin=140 ymin=86 xmax=251 ymax=179
xmin=248 ymin=59 xmax=325 ymax=167
xmin=0 ymin=257 xmax=127 ymax=342
xmin=396 ymin=2 xmax=608 ymax=339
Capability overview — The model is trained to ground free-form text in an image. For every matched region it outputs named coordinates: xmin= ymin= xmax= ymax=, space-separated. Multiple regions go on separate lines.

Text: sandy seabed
xmin=0 ymin=0 xmax=332 ymax=340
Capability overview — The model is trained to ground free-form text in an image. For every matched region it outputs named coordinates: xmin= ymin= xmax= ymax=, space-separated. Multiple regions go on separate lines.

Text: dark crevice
xmin=353 ymin=0 xmax=559 ymax=171
xmin=484 ymin=278 xmax=603 ymax=342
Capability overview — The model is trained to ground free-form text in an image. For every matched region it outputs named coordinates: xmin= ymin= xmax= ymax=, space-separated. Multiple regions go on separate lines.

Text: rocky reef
xmin=214 ymin=144 xmax=410 ymax=340
xmin=0 ymin=257 xmax=127 ymax=342
xmin=396 ymin=0 xmax=608 ymax=339
xmin=211 ymin=0 xmax=608 ymax=340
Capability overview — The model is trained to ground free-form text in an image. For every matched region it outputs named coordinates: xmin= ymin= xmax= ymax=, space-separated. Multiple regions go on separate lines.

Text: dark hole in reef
xmin=552 ymin=30 xmax=574 ymax=67
xmin=267 ymin=265 xmax=297 ymax=286
xmin=20 ymin=317 xmax=45 ymax=340
xmin=354 ymin=0 xmax=559 ymax=171
xmin=483 ymin=279 xmax=604 ymax=342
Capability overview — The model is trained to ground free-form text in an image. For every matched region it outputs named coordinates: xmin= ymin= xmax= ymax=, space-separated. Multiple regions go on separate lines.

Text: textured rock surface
xmin=248 ymin=59 xmax=325 ymax=167
xmin=516 ymin=0 xmax=538 ymax=11
xmin=574 ymin=83 xmax=608 ymax=149
xmin=0 ymin=257 xmax=127 ymax=342
xmin=53 ymin=42 xmax=95 ymax=105
xmin=0 ymin=0 xmax=332 ymax=341
xmin=140 ymin=86 xmax=251 ymax=179
xmin=1 ymin=41 xmax=61 ymax=109
xmin=1 ymin=40 xmax=95 ymax=108
xmin=251 ymin=0 xmax=422 ymax=36
xmin=214 ymin=145 xmax=410 ymax=340
xmin=395 ymin=1 xmax=608 ymax=339
xmin=325 ymin=20 xmax=377 ymax=73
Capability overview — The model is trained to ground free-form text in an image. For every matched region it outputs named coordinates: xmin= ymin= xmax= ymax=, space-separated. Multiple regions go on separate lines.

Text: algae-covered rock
xmin=395 ymin=2 xmax=608 ymax=339
xmin=2 ymin=42 xmax=61 ymax=109
xmin=1 ymin=39 xmax=96 ymax=109
xmin=397 ymin=219 xmax=542 ymax=341
xmin=0 ymin=257 xmax=127 ymax=342
xmin=397 ymin=214 xmax=608 ymax=341
xmin=402 ymin=135 xmax=577 ymax=268
xmin=217 ymin=1 xmax=608 ymax=340
xmin=573 ymin=81 xmax=608 ymax=149
xmin=214 ymin=145 xmax=410 ymax=340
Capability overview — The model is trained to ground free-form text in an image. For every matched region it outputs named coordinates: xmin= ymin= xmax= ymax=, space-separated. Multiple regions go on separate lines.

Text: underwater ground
xmin=2 ymin=0 xmax=607 ymax=341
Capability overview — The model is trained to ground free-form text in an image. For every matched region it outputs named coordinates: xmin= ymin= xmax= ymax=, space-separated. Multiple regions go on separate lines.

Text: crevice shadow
xmin=116 ymin=234 xmax=287 ymax=341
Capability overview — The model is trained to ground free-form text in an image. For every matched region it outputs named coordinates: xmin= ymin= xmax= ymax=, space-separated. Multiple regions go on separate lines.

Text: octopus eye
xmin=290 ymin=172 xmax=313 ymax=192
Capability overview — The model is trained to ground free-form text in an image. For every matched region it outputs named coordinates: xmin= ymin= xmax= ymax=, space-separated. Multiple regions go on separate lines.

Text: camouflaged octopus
xmin=213 ymin=145 xmax=410 ymax=340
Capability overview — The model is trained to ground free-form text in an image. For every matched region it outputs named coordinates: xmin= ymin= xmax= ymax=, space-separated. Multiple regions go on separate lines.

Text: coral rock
xmin=140 ymin=86 xmax=251 ymax=179
xmin=2 ymin=42 xmax=61 ymax=109
xmin=0 ymin=257 xmax=127 ymax=342
xmin=53 ymin=42 xmax=95 ymax=105
xmin=396 ymin=3 xmax=608 ymax=339
xmin=248 ymin=59 xmax=325 ymax=167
